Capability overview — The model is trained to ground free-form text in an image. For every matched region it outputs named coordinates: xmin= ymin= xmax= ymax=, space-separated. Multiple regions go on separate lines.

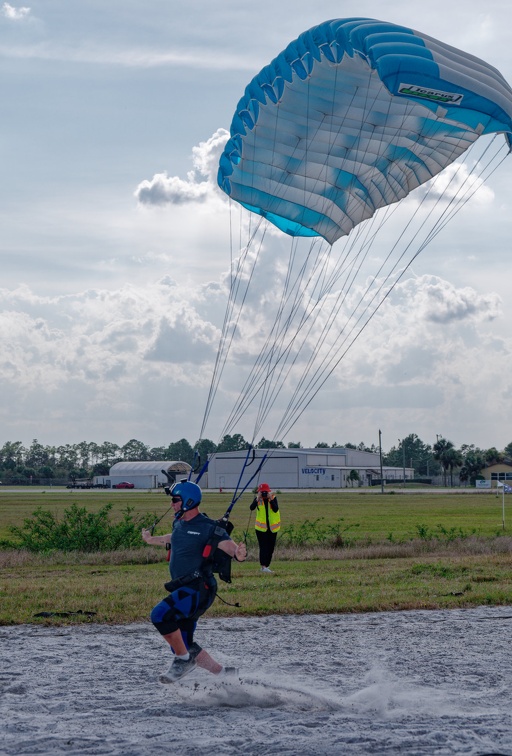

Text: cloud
xmin=134 ymin=173 xmax=211 ymax=206
xmin=135 ymin=129 xmax=228 ymax=206
xmin=398 ymin=275 xmax=501 ymax=324
xmin=0 ymin=264 xmax=511 ymax=448
xmin=1 ymin=2 xmax=30 ymax=20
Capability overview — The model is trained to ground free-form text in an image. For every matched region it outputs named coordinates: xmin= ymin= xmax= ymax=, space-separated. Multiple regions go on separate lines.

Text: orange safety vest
xmin=254 ymin=496 xmax=281 ymax=533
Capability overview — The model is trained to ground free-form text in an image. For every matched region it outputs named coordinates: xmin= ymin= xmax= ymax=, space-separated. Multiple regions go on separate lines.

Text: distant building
xmin=94 ymin=460 xmax=191 ymax=490
xmin=481 ymin=462 xmax=512 ymax=487
xmin=205 ymin=447 xmax=413 ymax=489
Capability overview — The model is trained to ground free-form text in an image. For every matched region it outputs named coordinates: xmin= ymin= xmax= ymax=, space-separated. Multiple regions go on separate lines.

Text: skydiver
xmin=142 ymin=480 xmax=246 ymax=683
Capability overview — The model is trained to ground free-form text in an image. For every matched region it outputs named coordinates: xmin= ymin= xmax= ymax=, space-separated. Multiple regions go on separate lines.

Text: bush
xmin=8 ymin=503 xmax=155 ymax=553
xmin=278 ymin=517 xmax=359 ymax=548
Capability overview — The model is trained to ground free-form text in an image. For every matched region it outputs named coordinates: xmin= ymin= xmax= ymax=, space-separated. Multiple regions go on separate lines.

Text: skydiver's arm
xmin=218 ymin=539 xmax=247 ymax=562
xmin=141 ymin=529 xmax=171 ymax=547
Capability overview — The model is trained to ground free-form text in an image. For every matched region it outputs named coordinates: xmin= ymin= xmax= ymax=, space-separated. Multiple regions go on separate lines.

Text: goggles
xmin=171 ymin=496 xmax=183 ymax=504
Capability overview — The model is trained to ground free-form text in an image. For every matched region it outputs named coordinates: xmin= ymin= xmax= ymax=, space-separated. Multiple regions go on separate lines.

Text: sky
xmin=1 ymin=0 xmax=512 ymax=454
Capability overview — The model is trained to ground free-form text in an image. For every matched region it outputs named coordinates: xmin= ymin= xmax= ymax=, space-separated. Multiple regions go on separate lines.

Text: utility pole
xmin=379 ymin=429 xmax=384 ymax=494
xmin=399 ymin=439 xmax=406 ymax=488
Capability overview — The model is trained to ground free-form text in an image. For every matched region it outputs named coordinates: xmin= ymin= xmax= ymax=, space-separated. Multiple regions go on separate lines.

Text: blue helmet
xmin=171 ymin=480 xmax=202 ymax=517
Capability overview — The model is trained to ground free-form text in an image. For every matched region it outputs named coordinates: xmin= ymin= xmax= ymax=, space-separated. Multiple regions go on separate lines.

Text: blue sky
xmin=1 ymin=0 xmax=512 ymax=452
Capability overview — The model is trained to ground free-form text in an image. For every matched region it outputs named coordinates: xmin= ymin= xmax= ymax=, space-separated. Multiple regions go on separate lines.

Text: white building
xmin=94 ymin=460 xmax=191 ymax=489
xmin=205 ymin=448 xmax=413 ymax=489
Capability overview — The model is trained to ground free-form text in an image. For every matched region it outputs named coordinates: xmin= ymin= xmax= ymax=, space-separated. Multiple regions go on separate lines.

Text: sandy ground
xmin=1 ymin=606 xmax=512 ymax=755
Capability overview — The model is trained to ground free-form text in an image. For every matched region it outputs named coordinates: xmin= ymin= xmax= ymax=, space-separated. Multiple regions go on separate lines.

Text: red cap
xmin=258 ymin=482 xmax=271 ymax=492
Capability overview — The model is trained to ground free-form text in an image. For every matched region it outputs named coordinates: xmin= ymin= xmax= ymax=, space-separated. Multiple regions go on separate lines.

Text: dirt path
xmin=2 ymin=606 xmax=512 ymax=755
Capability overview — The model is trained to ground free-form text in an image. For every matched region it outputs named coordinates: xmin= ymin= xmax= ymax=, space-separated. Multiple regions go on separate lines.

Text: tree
xmin=0 ymin=441 xmax=26 ymax=469
xmin=26 ymin=439 xmax=50 ymax=469
xmin=38 ymin=465 xmax=54 ymax=480
xmin=256 ymin=438 xmax=285 ymax=449
xmin=347 ymin=469 xmax=360 ymax=487
xmin=504 ymin=441 xmax=512 ymax=458
xmin=166 ymin=438 xmax=194 ymax=465
xmin=315 ymin=442 xmax=329 ymax=448
xmin=384 ymin=434 xmax=438 ymax=477
xmin=445 ymin=447 xmax=463 ymax=487
xmin=485 ymin=447 xmax=503 ymax=466
xmin=57 ymin=444 xmax=79 ymax=469
xmin=194 ymin=439 xmax=218 ymax=461
xmin=287 ymin=441 xmax=302 ymax=448
xmin=217 ymin=434 xmax=248 ymax=452
xmin=459 ymin=450 xmax=486 ymax=486
xmin=433 ymin=437 xmax=455 ymax=486
xmin=121 ymin=439 xmax=150 ymax=461
xmin=148 ymin=445 xmax=167 ymax=460
xmin=92 ymin=462 xmax=110 ymax=476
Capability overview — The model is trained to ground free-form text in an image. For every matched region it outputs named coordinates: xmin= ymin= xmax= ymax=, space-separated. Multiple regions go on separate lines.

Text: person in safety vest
xmin=250 ymin=482 xmax=280 ymax=574
xmin=142 ymin=480 xmax=247 ymax=683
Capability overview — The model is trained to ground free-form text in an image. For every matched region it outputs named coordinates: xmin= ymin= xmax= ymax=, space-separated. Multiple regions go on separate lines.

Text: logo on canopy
xmin=399 ymin=83 xmax=463 ymax=105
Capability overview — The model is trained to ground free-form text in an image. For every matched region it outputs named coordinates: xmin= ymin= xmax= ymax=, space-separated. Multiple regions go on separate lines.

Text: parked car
xmin=112 ymin=481 xmax=135 ymax=489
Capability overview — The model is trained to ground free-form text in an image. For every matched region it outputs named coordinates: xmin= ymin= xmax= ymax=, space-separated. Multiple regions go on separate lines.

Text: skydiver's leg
xmin=162 ymin=629 xmax=188 ymax=656
xmin=178 ymin=619 xmax=221 ymax=672
xmin=196 ymin=648 xmax=223 ymax=674
xmin=151 ymin=583 xmax=223 ymax=674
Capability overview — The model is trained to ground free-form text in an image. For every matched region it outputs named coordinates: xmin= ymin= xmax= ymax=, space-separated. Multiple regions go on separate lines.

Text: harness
xmin=164 ymin=519 xmax=233 ymax=593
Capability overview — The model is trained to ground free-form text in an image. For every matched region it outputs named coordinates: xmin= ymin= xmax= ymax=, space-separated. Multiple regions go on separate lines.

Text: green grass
xmin=0 ymin=487 xmax=508 ymax=543
xmin=1 ymin=487 xmax=511 ymax=624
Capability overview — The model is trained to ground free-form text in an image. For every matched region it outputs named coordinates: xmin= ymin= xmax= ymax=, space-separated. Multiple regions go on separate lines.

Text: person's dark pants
xmin=256 ymin=529 xmax=277 ymax=567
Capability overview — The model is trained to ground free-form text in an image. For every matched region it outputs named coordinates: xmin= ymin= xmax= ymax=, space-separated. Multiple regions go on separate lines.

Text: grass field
xmin=1 ymin=487 xmax=511 ymax=624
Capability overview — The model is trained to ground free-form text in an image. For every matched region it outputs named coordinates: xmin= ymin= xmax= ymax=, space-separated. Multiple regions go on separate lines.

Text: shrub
xmin=8 ymin=503 xmax=155 ymax=553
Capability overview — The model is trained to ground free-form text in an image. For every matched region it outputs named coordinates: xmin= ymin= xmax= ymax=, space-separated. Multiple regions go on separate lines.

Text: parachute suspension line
xmin=219 ymin=235 xmax=326 ymax=440
xmin=215 ymin=19 xmax=512 ymax=446
xmin=222 ymin=65 xmax=398 ymax=441
xmin=420 ymin=135 xmax=509 ymax=247
xmin=225 ymin=445 xmax=270 ymax=514
xmin=240 ymin=103 xmax=457 ymax=442
xmin=228 ymin=239 xmax=339 ymax=440
xmin=277 ymin=127 xmax=500 ymax=434
xmin=198 ymin=215 xmax=266 ymax=441
xmin=229 ymin=69 xmax=386 ymax=441
xmin=251 ymin=236 xmax=299 ymax=443
xmin=272 ymin=136 xmax=508 ymax=441
xmin=250 ymin=239 xmax=333 ymax=442
xmin=236 ymin=74 xmax=414 ymax=441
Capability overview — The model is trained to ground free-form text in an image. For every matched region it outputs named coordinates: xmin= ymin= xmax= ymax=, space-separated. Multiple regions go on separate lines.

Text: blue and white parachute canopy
xmin=218 ymin=18 xmax=512 ymax=245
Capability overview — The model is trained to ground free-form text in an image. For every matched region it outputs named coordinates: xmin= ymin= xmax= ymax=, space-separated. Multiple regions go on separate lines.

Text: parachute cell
xmin=218 ymin=18 xmax=512 ymax=245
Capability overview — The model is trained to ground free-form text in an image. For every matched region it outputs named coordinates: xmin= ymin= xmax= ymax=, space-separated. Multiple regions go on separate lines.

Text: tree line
xmin=1 ymin=434 xmax=511 ymax=486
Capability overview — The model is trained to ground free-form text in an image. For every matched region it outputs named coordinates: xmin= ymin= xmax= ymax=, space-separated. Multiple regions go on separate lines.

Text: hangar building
xmin=205 ymin=447 xmax=413 ymax=489
xmin=94 ymin=460 xmax=191 ymax=489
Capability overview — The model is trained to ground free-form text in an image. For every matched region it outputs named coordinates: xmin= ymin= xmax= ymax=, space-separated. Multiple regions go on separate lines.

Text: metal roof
xmin=109 ymin=461 xmax=191 ymax=474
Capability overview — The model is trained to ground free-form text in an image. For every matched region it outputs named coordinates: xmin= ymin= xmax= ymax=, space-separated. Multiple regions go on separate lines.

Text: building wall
xmin=206 ymin=448 xmax=411 ymax=489
xmin=482 ymin=464 xmax=512 ymax=483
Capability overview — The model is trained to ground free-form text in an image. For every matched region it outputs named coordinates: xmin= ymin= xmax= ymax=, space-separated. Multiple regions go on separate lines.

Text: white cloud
xmin=2 ymin=2 xmax=30 ymax=20
xmin=135 ymin=173 xmax=211 ymax=206
xmin=395 ymin=275 xmax=501 ymax=324
xmin=135 ymin=129 xmax=228 ymax=206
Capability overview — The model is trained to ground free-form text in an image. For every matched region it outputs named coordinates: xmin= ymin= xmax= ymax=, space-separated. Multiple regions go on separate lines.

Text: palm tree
xmin=444 ymin=448 xmax=463 ymax=487
xmin=433 ymin=437 xmax=455 ymax=486
xmin=459 ymin=450 xmax=486 ymax=486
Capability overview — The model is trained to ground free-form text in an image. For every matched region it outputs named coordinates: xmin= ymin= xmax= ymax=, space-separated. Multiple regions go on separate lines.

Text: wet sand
xmin=2 ymin=606 xmax=512 ymax=755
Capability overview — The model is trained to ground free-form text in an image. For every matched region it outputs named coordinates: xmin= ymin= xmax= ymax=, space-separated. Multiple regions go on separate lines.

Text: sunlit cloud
xmin=1 ymin=2 xmax=30 ymax=20
xmin=135 ymin=129 xmax=229 ymax=206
